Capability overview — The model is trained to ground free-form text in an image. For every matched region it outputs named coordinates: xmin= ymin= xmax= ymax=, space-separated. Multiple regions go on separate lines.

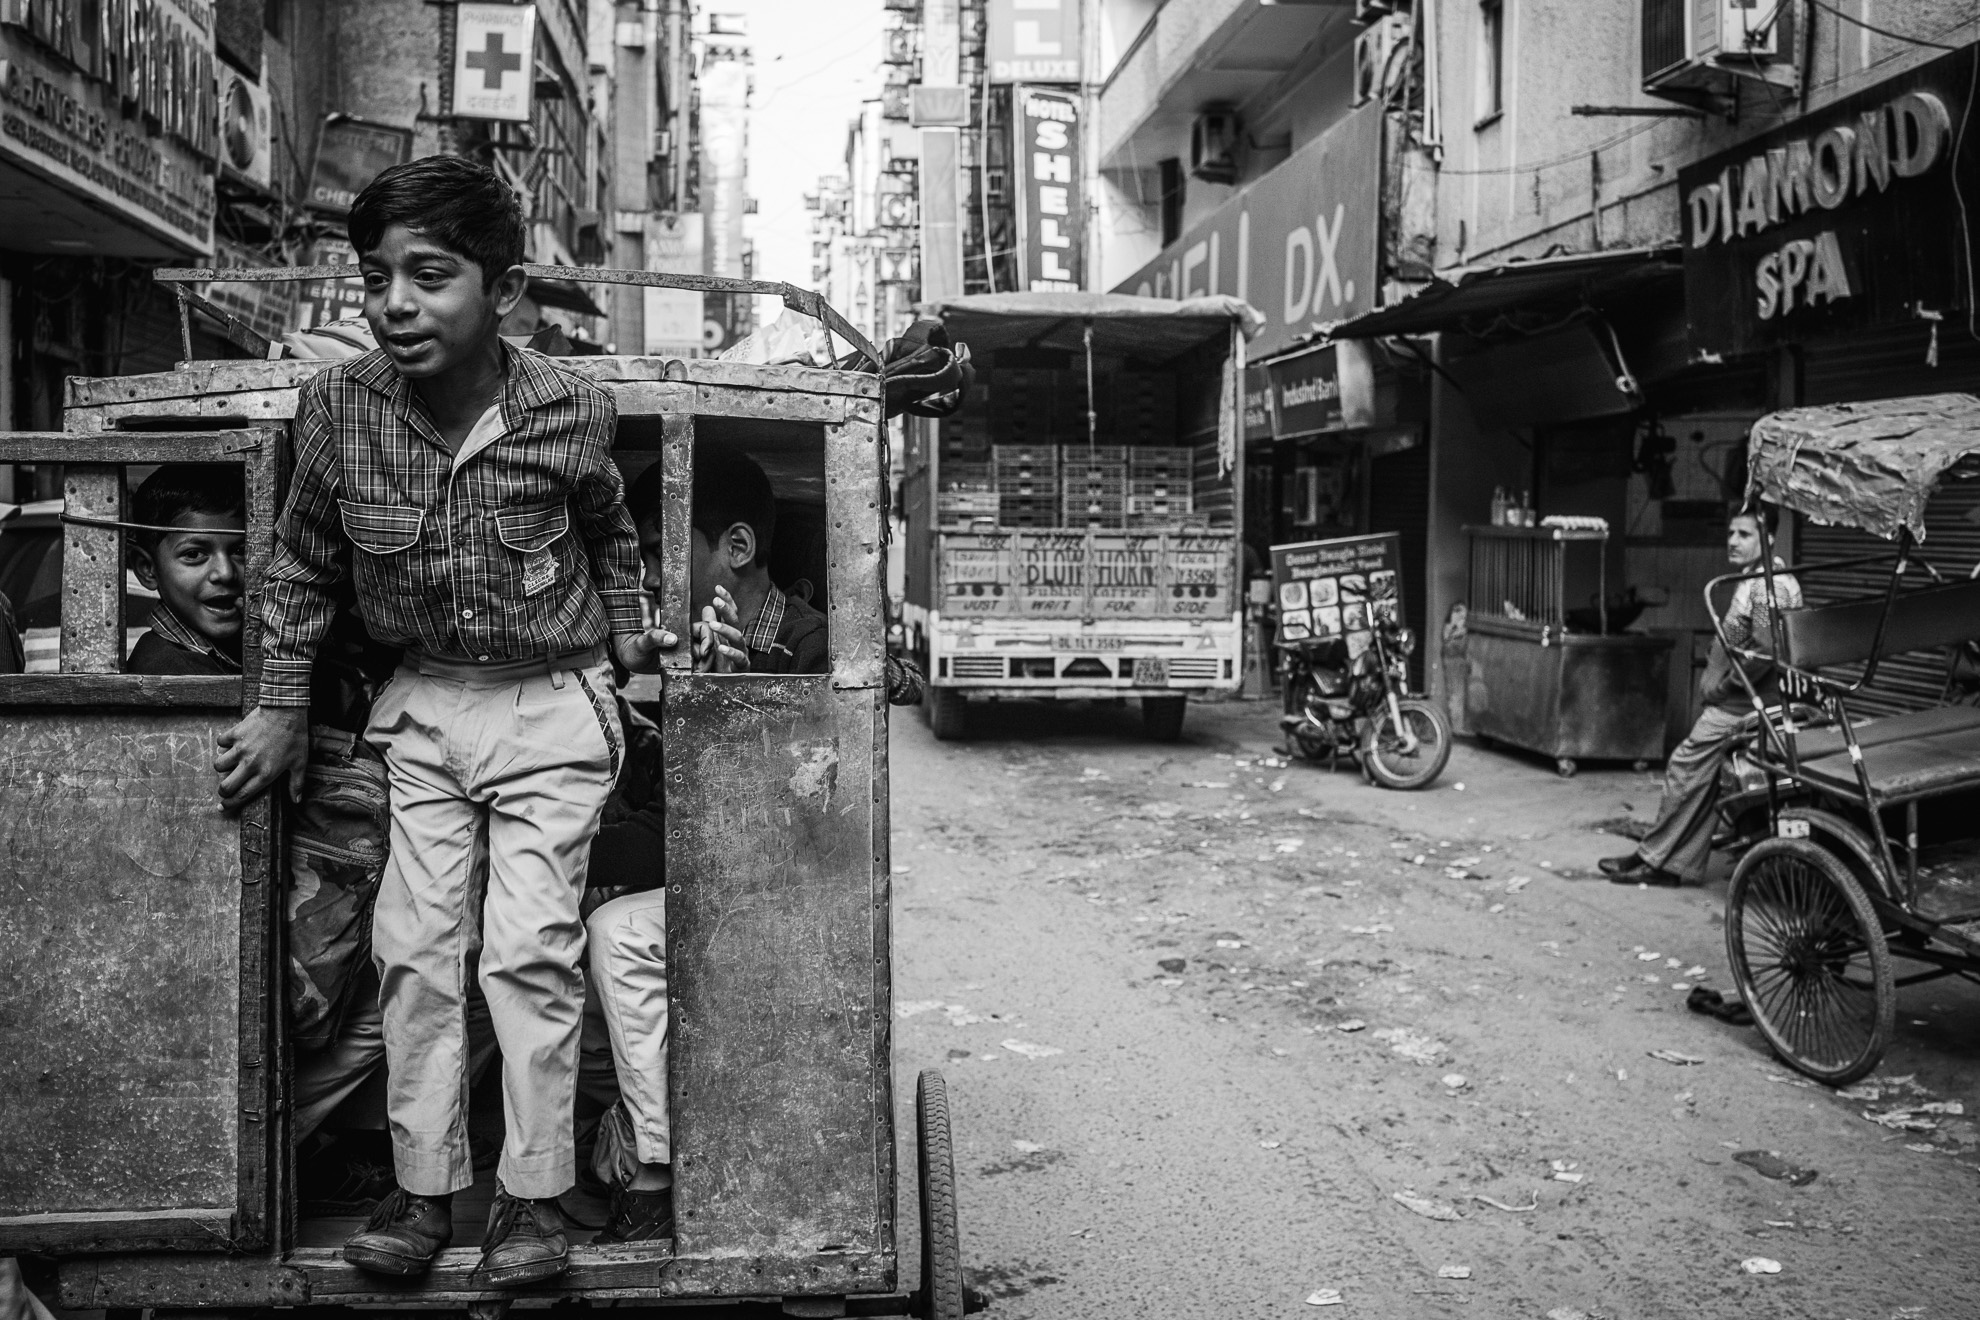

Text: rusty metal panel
xmin=664 ymin=677 xmax=884 ymax=1262
xmin=0 ymin=711 xmax=249 ymax=1245
xmin=826 ymin=413 xmax=886 ymax=692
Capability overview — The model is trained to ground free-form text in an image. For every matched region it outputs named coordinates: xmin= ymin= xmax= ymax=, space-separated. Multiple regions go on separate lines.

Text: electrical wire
xmin=1803 ymin=0 xmax=1959 ymax=51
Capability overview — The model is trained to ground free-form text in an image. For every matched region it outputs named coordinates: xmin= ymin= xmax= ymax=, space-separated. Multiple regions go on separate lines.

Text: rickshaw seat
xmin=1794 ymin=710 xmax=1980 ymax=801
xmin=1786 ymin=705 xmax=1980 ymax=762
xmin=1779 ymin=577 xmax=1980 ymax=669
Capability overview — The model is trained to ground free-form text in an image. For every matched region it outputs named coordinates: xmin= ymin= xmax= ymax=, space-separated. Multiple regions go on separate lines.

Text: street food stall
xmin=1461 ymin=520 xmax=1673 ymax=776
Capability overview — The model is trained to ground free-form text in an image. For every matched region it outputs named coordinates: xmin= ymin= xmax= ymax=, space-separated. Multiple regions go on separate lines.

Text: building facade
xmin=1094 ymin=0 xmax=1980 ymax=737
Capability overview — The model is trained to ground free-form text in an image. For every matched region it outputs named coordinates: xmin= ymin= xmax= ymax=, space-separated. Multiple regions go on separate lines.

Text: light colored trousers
xmin=1636 ymin=703 xmax=1747 ymax=884
xmin=585 ymin=890 xmax=671 ymax=1168
xmin=365 ymin=657 xmax=621 ymax=1199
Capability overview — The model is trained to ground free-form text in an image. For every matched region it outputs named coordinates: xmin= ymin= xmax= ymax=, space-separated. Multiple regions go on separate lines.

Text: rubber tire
xmin=1726 ymin=837 xmax=1895 ymax=1086
xmin=1141 ymin=695 xmax=1187 ymax=741
xmin=916 ymin=1069 xmax=966 ymax=1320
xmin=926 ymin=687 xmax=967 ymax=741
xmin=1361 ymin=696 xmax=1452 ymax=790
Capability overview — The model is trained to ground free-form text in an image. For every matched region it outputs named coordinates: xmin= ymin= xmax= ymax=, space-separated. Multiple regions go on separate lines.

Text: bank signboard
xmin=1681 ymin=43 xmax=1977 ymax=357
xmin=1115 ymin=104 xmax=1381 ymax=361
xmin=1266 ymin=344 xmax=1343 ymax=439
xmin=1012 ymin=86 xmax=1084 ymax=291
xmin=0 ymin=0 xmax=217 ymax=254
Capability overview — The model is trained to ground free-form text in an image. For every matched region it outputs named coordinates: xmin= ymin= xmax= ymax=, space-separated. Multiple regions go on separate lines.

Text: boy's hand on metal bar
xmin=694 ymin=587 xmax=747 ymax=674
xmin=616 ymin=627 xmax=682 ymax=674
xmin=213 ymin=705 xmax=311 ymax=813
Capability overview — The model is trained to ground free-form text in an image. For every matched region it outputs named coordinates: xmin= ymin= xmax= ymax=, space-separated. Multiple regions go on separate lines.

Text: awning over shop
xmin=1329 ymin=247 xmax=1682 ymax=339
xmin=527 ymin=275 xmax=607 ymax=318
xmin=1747 ymin=393 xmax=1980 ymax=542
xmin=921 ymin=292 xmax=1262 ymax=362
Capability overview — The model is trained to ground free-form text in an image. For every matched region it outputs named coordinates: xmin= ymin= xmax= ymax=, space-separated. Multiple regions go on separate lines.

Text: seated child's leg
xmin=471 ymin=664 xmax=622 ymax=1201
xmin=367 ymin=675 xmax=495 ymax=1199
xmin=585 ymin=891 xmax=670 ymax=1175
xmin=294 ymin=972 xmax=386 ymax=1145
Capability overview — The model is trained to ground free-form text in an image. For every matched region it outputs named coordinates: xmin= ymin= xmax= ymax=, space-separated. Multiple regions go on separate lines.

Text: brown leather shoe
xmin=343 ymin=1187 xmax=453 ymax=1275
xmin=593 ymin=1185 xmax=675 ymax=1245
xmin=478 ymin=1184 xmax=570 ymax=1287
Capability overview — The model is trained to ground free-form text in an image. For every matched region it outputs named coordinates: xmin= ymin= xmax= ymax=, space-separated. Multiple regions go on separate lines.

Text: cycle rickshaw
xmin=1713 ymin=392 xmax=1980 ymax=1086
xmin=0 ymin=268 xmax=971 ymax=1318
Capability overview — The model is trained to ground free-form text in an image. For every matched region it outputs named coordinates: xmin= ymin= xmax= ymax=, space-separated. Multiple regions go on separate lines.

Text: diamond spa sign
xmin=1681 ymin=43 xmax=1978 ymax=357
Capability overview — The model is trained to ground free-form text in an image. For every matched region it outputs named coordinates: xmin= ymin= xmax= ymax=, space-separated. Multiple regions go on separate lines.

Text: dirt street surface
xmin=887 ymin=698 xmax=1980 ymax=1319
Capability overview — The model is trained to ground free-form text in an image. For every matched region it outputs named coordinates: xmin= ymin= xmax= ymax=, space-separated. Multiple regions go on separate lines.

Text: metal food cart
xmin=1461 ymin=522 xmax=1672 ymax=777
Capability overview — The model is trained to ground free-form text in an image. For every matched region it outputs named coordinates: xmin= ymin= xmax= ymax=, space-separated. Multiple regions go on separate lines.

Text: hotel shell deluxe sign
xmin=0 ymin=0 xmax=218 ymax=254
xmin=1681 ymin=43 xmax=1977 ymax=357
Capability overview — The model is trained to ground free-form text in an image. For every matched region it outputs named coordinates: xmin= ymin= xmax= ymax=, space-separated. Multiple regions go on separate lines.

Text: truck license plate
xmin=1132 ymin=656 xmax=1168 ymax=686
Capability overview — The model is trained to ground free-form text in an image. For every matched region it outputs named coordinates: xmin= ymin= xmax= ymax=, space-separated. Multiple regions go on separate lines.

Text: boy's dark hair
xmin=1732 ymin=501 xmax=1779 ymax=537
xmin=131 ymin=463 xmax=245 ymax=555
xmin=627 ymin=446 xmax=777 ymax=567
xmin=348 ymin=155 xmax=527 ymax=286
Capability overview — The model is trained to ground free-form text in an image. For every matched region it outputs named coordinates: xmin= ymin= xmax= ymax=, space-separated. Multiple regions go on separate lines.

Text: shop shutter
xmin=1794 ymin=326 xmax=1980 ymax=715
xmin=1369 ymin=437 xmax=1431 ymax=687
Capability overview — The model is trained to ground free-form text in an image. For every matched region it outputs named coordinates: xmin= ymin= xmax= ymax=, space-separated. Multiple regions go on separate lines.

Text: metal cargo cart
xmin=0 ymin=268 xmax=972 ymax=1319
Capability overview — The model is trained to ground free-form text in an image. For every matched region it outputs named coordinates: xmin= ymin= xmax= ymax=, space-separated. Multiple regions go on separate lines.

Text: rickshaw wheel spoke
xmin=1727 ymin=839 xmax=1894 ymax=1087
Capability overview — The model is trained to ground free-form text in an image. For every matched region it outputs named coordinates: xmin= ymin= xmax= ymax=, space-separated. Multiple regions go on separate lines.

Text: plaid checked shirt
xmin=259 ymin=344 xmax=643 ymax=706
xmin=740 ymin=584 xmax=789 ymax=658
xmin=147 ymin=602 xmax=242 ymax=673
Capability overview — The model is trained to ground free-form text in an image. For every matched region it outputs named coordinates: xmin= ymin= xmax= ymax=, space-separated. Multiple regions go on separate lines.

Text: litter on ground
xmin=1000 ymin=1039 xmax=1064 ymax=1059
xmin=1437 ymin=1266 xmax=1472 ymax=1280
xmin=1741 ymin=1257 xmax=1783 ymax=1275
xmin=1392 ymin=1191 xmax=1462 ymax=1221
xmin=1304 ymin=1289 xmax=1345 ymax=1306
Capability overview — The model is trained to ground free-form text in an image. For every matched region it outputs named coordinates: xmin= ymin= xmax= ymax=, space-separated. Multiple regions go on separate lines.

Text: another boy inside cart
xmin=213 ymin=156 xmax=680 ymax=1286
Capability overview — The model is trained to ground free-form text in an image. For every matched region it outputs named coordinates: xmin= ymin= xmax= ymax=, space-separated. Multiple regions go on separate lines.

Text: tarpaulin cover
xmin=919 ymin=292 xmax=1262 ymax=361
xmin=1747 ymin=393 xmax=1980 ymax=542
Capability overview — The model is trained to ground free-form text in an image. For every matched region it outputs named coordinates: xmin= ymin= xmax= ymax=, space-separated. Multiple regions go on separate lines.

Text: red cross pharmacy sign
xmin=453 ymin=3 xmax=537 ymax=122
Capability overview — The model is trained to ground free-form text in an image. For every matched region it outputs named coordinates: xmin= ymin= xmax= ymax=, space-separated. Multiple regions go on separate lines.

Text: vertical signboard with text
xmin=1013 ymin=87 xmax=1084 ymax=292
xmin=452 ymin=2 xmax=537 ymax=122
xmin=986 ymin=0 xmax=1079 ymax=84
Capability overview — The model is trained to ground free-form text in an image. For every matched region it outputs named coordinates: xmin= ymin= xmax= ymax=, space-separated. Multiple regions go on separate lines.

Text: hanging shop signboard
xmin=1271 ymin=532 xmax=1401 ymax=655
xmin=0 ymin=0 xmax=218 ymax=254
xmin=985 ymin=0 xmax=1079 ymax=84
xmin=1012 ymin=86 xmax=1084 ymax=292
xmin=307 ymin=114 xmax=413 ymax=216
xmin=1681 ymin=42 xmax=1977 ymax=357
xmin=643 ymin=210 xmax=704 ymax=356
xmin=1243 ymin=362 xmax=1276 ymax=445
xmin=1266 ymin=344 xmax=1344 ymax=439
xmin=1115 ymin=103 xmax=1381 ymax=360
xmin=452 ymin=2 xmax=537 ymax=123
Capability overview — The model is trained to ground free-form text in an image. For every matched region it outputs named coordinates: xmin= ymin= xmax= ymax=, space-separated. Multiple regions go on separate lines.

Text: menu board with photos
xmin=1271 ymin=533 xmax=1401 ymax=656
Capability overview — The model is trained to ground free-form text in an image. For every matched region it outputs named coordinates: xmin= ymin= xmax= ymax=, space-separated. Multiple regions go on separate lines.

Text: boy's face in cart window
xmin=358 ymin=223 xmax=528 ymax=380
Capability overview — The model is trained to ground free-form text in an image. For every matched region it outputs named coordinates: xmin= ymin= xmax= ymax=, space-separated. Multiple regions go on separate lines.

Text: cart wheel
xmin=916 ymin=1069 xmax=966 ymax=1320
xmin=1556 ymin=757 xmax=1578 ymax=778
xmin=1726 ymin=838 xmax=1895 ymax=1086
xmin=1141 ymin=695 xmax=1187 ymax=741
xmin=925 ymin=688 xmax=967 ymax=741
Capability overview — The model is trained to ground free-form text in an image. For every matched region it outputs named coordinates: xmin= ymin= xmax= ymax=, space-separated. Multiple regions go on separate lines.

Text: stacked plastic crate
xmin=1127 ymin=446 xmax=1194 ymax=527
xmin=992 ymin=443 xmax=1061 ymax=526
xmin=936 ymin=377 xmax=997 ymax=529
xmin=1061 ymin=445 xmax=1127 ymax=527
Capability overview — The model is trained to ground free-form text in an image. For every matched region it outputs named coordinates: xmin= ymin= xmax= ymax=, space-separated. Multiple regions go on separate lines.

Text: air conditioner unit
xmin=1189 ymin=107 xmax=1240 ymax=186
xmin=1642 ymin=0 xmax=1796 ymax=110
xmin=1352 ymin=13 xmax=1411 ymax=108
xmin=218 ymin=61 xmax=272 ymax=189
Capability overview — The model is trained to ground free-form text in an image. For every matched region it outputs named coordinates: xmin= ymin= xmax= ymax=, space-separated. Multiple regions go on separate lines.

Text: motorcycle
xmin=1279 ymin=617 xmax=1453 ymax=790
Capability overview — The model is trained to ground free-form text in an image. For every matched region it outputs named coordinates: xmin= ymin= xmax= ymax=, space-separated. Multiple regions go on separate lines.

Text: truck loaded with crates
xmin=900 ymin=293 xmax=1259 ymax=740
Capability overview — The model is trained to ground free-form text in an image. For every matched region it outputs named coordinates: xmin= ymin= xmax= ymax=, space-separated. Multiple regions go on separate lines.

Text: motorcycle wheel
xmin=1361 ymin=697 xmax=1453 ymax=790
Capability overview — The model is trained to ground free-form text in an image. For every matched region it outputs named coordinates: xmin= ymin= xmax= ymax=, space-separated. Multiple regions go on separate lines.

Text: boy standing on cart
xmin=213 ymin=156 xmax=676 ymax=1286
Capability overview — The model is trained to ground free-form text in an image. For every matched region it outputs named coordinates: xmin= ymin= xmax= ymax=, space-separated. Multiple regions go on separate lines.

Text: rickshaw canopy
xmin=1746 ymin=392 xmax=1980 ymax=542
xmin=919 ymin=291 xmax=1261 ymax=361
